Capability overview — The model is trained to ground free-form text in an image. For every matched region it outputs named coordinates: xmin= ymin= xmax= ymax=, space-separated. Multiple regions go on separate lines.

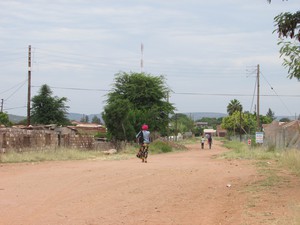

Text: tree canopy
xmin=222 ymin=101 xmax=273 ymax=135
xmin=268 ymin=1 xmax=300 ymax=79
xmin=221 ymin=111 xmax=256 ymax=135
xmin=102 ymin=72 xmax=175 ymax=143
xmin=169 ymin=113 xmax=194 ymax=135
xmin=271 ymin=5 xmax=300 ymax=80
xmin=31 ymin=84 xmax=70 ymax=125
xmin=227 ymin=99 xmax=243 ymax=116
xmin=266 ymin=108 xmax=276 ymax=121
xmin=0 ymin=112 xmax=12 ymax=127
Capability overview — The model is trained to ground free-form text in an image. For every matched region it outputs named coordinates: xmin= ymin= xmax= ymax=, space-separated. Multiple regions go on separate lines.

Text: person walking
xmin=136 ymin=124 xmax=151 ymax=163
xmin=207 ymin=135 xmax=212 ymax=149
xmin=201 ymin=135 xmax=205 ymax=149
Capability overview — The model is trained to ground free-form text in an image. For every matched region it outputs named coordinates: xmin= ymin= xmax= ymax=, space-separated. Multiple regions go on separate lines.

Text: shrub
xmin=150 ymin=140 xmax=172 ymax=154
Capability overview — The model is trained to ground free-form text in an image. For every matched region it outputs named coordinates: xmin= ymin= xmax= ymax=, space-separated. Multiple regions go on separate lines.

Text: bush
xmin=150 ymin=140 xmax=173 ymax=153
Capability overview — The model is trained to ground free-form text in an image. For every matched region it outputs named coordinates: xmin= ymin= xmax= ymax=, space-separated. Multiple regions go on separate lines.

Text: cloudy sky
xmin=0 ymin=0 xmax=299 ymax=118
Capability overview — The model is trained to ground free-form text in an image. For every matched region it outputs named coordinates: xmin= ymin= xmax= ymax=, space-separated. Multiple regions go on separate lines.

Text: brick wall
xmin=0 ymin=128 xmax=112 ymax=152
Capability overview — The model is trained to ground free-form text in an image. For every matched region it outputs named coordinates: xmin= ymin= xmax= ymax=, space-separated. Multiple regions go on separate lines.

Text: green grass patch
xmin=221 ymin=139 xmax=300 ymax=177
xmin=151 ymin=140 xmax=173 ymax=153
xmin=220 ymin=139 xmax=300 ymax=192
xmin=220 ymin=139 xmax=281 ymax=161
xmin=280 ymin=150 xmax=300 ymax=177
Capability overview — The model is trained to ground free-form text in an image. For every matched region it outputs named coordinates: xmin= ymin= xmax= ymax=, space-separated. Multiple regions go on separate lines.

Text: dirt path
xmin=0 ymin=140 xmax=299 ymax=225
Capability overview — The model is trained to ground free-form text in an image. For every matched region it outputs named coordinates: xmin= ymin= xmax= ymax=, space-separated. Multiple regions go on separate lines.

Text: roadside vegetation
xmin=220 ymin=138 xmax=300 ymax=224
xmin=221 ymin=138 xmax=300 ymax=177
xmin=0 ymin=139 xmax=187 ymax=164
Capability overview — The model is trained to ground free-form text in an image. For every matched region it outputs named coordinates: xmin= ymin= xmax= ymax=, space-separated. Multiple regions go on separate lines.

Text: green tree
xmin=196 ymin=117 xmax=223 ymax=129
xmin=31 ymin=84 xmax=70 ymax=125
xmin=0 ymin=112 xmax=12 ymax=127
xmin=92 ymin=115 xmax=101 ymax=124
xmin=80 ymin=115 xmax=89 ymax=123
xmin=227 ymin=99 xmax=243 ymax=116
xmin=169 ymin=113 xmax=194 ymax=135
xmin=260 ymin=114 xmax=273 ymax=125
xmin=279 ymin=117 xmax=291 ymax=122
xmin=266 ymin=108 xmax=276 ymax=121
xmin=273 ymin=10 xmax=300 ymax=80
xmin=102 ymin=72 xmax=174 ymax=142
xmin=268 ymin=1 xmax=299 ymax=79
xmin=221 ymin=111 xmax=256 ymax=135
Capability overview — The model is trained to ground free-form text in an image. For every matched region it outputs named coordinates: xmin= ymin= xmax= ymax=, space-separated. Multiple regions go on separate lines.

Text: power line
xmin=249 ymin=77 xmax=257 ymax=113
xmin=31 ymin=85 xmax=110 ymax=92
xmin=31 ymin=85 xmax=300 ymax=98
xmin=173 ymin=92 xmax=300 ymax=97
xmin=260 ymin=71 xmax=294 ymax=116
xmin=0 ymin=79 xmax=27 ymax=95
xmin=30 ymin=85 xmax=300 ymax=97
xmin=3 ymin=106 xmax=26 ymax=111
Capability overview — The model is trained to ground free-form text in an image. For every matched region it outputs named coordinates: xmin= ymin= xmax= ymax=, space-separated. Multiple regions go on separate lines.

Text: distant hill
xmin=8 ymin=114 xmax=26 ymax=123
xmin=7 ymin=112 xmax=296 ymax=124
xmin=68 ymin=113 xmax=103 ymax=123
xmin=183 ymin=112 xmax=227 ymax=121
xmin=7 ymin=113 xmax=103 ymax=124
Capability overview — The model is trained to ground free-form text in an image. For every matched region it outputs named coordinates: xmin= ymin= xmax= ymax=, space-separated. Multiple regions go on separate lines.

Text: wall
xmin=0 ymin=128 xmax=112 ymax=152
xmin=263 ymin=120 xmax=300 ymax=149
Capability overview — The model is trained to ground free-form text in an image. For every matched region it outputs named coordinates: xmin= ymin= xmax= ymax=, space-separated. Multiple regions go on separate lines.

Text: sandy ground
xmin=0 ymin=140 xmax=299 ymax=225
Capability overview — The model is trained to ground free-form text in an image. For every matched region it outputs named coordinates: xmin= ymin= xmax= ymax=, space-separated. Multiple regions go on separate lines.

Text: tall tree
xmin=92 ymin=115 xmax=101 ymax=124
xmin=102 ymin=72 xmax=174 ymax=142
xmin=266 ymin=108 xmax=276 ymax=121
xmin=227 ymin=99 xmax=243 ymax=116
xmin=80 ymin=115 xmax=89 ymax=123
xmin=31 ymin=84 xmax=70 ymax=125
xmin=169 ymin=113 xmax=194 ymax=135
xmin=268 ymin=0 xmax=300 ymax=80
xmin=221 ymin=111 xmax=256 ymax=135
xmin=0 ymin=112 xmax=12 ymax=127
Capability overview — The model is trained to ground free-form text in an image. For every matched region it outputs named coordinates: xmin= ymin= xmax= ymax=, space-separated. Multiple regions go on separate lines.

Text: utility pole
xmin=27 ymin=45 xmax=31 ymax=126
xmin=0 ymin=99 xmax=3 ymax=112
xmin=256 ymin=64 xmax=260 ymax=131
xmin=140 ymin=43 xmax=144 ymax=73
xmin=166 ymin=91 xmax=169 ymax=139
xmin=239 ymin=109 xmax=242 ymax=142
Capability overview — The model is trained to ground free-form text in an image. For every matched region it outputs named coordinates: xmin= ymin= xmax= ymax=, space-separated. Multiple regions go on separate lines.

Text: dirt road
xmin=0 ymin=140 xmax=299 ymax=225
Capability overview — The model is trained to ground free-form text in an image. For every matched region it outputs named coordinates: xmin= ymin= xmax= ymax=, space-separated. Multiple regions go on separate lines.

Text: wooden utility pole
xmin=140 ymin=43 xmax=144 ymax=73
xmin=27 ymin=45 xmax=31 ymax=126
xmin=256 ymin=64 xmax=260 ymax=131
xmin=0 ymin=99 xmax=3 ymax=112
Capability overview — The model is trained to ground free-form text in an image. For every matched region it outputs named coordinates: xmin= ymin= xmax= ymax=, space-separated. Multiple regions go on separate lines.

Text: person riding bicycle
xmin=136 ymin=124 xmax=151 ymax=163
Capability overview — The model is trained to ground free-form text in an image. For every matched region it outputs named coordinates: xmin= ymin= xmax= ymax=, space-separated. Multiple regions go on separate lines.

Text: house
xmin=195 ymin=122 xmax=208 ymax=127
xmin=203 ymin=128 xmax=216 ymax=136
xmin=216 ymin=125 xmax=227 ymax=137
xmin=68 ymin=121 xmax=106 ymax=135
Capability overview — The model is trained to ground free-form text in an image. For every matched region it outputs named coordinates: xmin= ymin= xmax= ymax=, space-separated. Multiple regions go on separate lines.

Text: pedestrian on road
xmin=207 ymin=135 xmax=212 ymax=149
xmin=136 ymin=124 xmax=151 ymax=163
xmin=201 ymin=135 xmax=205 ymax=149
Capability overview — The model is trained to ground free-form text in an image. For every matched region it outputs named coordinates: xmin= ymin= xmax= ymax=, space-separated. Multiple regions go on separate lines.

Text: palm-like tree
xmin=227 ymin=99 xmax=243 ymax=116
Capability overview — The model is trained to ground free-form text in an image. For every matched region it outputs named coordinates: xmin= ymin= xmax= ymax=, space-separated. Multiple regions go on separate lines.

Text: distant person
xmin=136 ymin=124 xmax=151 ymax=163
xmin=201 ymin=135 xmax=205 ymax=149
xmin=207 ymin=135 xmax=212 ymax=149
